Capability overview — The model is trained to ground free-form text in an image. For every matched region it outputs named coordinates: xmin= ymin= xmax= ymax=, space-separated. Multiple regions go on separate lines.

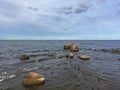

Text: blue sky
xmin=0 ymin=0 xmax=120 ymax=40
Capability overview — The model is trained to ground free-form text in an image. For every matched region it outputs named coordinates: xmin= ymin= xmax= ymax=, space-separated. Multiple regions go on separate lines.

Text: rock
xmin=48 ymin=53 xmax=55 ymax=57
xmin=64 ymin=42 xmax=73 ymax=50
xmin=66 ymin=53 xmax=74 ymax=58
xmin=56 ymin=56 xmax=65 ymax=59
xmin=19 ymin=54 xmax=29 ymax=60
xmin=70 ymin=45 xmax=79 ymax=51
xmin=78 ymin=55 xmax=90 ymax=60
xmin=22 ymin=72 xmax=45 ymax=86
xmin=111 ymin=49 xmax=120 ymax=54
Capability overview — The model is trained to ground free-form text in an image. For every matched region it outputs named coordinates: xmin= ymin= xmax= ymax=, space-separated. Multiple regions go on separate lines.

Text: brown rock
xmin=70 ymin=45 xmax=79 ymax=51
xmin=48 ymin=53 xmax=55 ymax=57
xmin=66 ymin=53 xmax=74 ymax=58
xmin=22 ymin=72 xmax=45 ymax=86
xmin=64 ymin=42 xmax=73 ymax=50
xmin=78 ymin=55 xmax=90 ymax=60
xmin=19 ymin=54 xmax=29 ymax=60
xmin=111 ymin=49 xmax=120 ymax=54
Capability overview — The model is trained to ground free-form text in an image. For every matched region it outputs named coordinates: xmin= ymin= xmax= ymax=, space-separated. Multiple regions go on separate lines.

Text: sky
xmin=0 ymin=0 xmax=120 ymax=40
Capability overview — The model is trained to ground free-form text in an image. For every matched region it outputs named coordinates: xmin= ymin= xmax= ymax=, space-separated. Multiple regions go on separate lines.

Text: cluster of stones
xmin=64 ymin=42 xmax=79 ymax=51
xmin=64 ymin=42 xmax=90 ymax=60
xmin=19 ymin=42 xmax=90 ymax=87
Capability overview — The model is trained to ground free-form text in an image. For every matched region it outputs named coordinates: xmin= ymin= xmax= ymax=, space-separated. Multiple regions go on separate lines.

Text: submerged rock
xmin=100 ymin=49 xmax=120 ymax=54
xmin=66 ymin=53 xmax=74 ymax=58
xmin=19 ymin=54 xmax=29 ymax=60
xmin=22 ymin=72 xmax=45 ymax=86
xmin=70 ymin=45 xmax=79 ymax=51
xmin=78 ymin=55 xmax=90 ymax=60
xmin=111 ymin=49 xmax=120 ymax=54
xmin=48 ymin=53 xmax=55 ymax=57
xmin=64 ymin=42 xmax=73 ymax=50
xmin=56 ymin=55 xmax=65 ymax=59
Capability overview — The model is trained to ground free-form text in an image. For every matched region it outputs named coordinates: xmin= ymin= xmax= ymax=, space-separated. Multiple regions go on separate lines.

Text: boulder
xmin=22 ymin=72 xmax=45 ymax=86
xmin=66 ymin=53 xmax=74 ymax=58
xmin=19 ymin=54 xmax=29 ymax=60
xmin=78 ymin=55 xmax=90 ymax=60
xmin=64 ymin=42 xmax=73 ymax=50
xmin=70 ymin=45 xmax=79 ymax=51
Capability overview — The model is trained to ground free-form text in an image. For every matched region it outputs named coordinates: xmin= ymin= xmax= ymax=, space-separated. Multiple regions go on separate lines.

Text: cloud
xmin=59 ymin=6 xmax=73 ymax=14
xmin=0 ymin=0 xmax=120 ymax=40
xmin=0 ymin=1 xmax=21 ymax=17
xmin=96 ymin=0 xmax=106 ymax=5
xmin=27 ymin=6 xmax=39 ymax=11
xmin=59 ymin=3 xmax=92 ymax=14
xmin=74 ymin=3 xmax=92 ymax=14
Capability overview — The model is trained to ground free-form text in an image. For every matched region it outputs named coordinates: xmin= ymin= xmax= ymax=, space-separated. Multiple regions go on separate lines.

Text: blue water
xmin=0 ymin=40 xmax=120 ymax=90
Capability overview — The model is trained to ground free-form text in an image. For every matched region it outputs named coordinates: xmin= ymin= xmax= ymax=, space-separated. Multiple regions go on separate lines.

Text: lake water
xmin=0 ymin=40 xmax=120 ymax=90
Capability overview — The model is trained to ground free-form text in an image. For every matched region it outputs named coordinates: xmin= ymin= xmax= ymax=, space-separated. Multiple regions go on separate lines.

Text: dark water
xmin=0 ymin=40 xmax=120 ymax=90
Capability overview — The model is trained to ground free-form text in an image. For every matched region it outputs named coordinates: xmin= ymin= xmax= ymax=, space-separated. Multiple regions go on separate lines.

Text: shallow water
xmin=0 ymin=40 xmax=120 ymax=90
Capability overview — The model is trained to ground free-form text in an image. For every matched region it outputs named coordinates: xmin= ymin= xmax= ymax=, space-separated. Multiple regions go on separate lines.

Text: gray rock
xmin=66 ymin=53 xmax=74 ymax=58
xmin=64 ymin=42 xmax=73 ymax=50
xmin=19 ymin=54 xmax=30 ymax=60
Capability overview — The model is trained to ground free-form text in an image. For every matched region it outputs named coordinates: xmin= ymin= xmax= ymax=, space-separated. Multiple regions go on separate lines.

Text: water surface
xmin=0 ymin=40 xmax=120 ymax=90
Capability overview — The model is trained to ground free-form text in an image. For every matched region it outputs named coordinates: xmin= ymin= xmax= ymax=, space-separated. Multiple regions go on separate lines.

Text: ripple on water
xmin=0 ymin=75 xmax=16 ymax=82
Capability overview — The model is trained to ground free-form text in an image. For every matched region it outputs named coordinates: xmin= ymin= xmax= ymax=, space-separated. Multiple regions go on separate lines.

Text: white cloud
xmin=0 ymin=0 xmax=120 ymax=37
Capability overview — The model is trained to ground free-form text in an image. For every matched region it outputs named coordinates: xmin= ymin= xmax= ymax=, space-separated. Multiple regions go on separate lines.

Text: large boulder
xmin=78 ymin=55 xmax=90 ymax=60
xmin=66 ymin=53 xmax=74 ymax=58
xmin=64 ymin=42 xmax=73 ymax=50
xmin=19 ymin=54 xmax=29 ymax=60
xmin=22 ymin=72 xmax=45 ymax=86
xmin=70 ymin=45 xmax=79 ymax=51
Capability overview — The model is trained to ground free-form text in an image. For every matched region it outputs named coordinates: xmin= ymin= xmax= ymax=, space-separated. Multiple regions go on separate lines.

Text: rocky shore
xmin=0 ymin=41 xmax=120 ymax=90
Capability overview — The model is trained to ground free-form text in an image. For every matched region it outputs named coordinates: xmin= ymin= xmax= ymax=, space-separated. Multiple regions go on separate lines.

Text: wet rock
xmin=111 ymin=49 xmax=120 ymax=54
xmin=19 ymin=54 xmax=29 ymax=60
xmin=78 ymin=55 xmax=90 ymax=60
xmin=48 ymin=53 xmax=55 ymax=57
xmin=100 ymin=49 xmax=120 ymax=54
xmin=22 ymin=72 xmax=45 ymax=86
xmin=64 ymin=42 xmax=73 ymax=50
xmin=70 ymin=45 xmax=79 ymax=51
xmin=56 ymin=55 xmax=65 ymax=59
xmin=66 ymin=53 xmax=74 ymax=58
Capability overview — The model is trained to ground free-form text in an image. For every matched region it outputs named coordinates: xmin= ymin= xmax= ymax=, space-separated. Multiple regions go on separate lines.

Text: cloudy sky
xmin=0 ymin=0 xmax=120 ymax=40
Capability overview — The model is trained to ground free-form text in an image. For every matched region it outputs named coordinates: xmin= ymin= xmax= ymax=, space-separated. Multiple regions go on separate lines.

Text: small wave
xmin=0 ymin=75 xmax=16 ymax=82
xmin=21 ymin=67 xmax=40 ymax=72
xmin=29 ymin=53 xmax=48 ymax=57
xmin=31 ymin=49 xmax=61 ymax=53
